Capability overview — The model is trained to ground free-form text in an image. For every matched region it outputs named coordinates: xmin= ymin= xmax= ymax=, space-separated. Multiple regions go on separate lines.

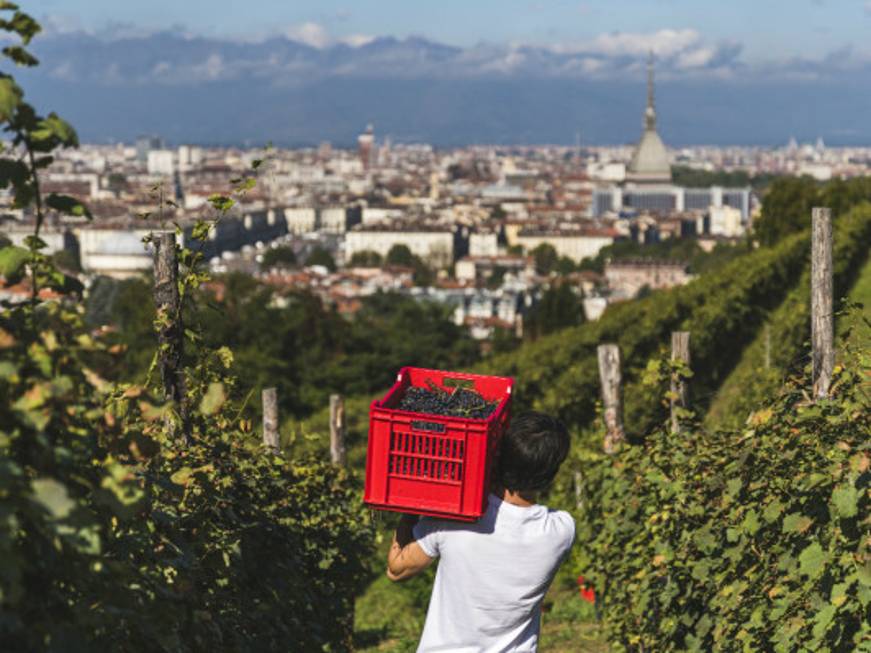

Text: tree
xmin=755 ymin=176 xmax=820 ymax=246
xmin=305 ymin=246 xmax=336 ymax=271
xmin=555 ymin=256 xmax=576 ymax=275
xmin=486 ymin=266 xmax=507 ymax=289
xmin=349 ymin=250 xmax=382 ymax=267
xmin=531 ymin=243 xmax=560 ymax=275
xmin=260 ymin=245 xmax=297 ymax=269
xmin=525 ymin=283 xmax=584 ymax=339
xmin=106 ymin=172 xmax=127 ymax=196
xmin=385 ymin=244 xmax=416 ymax=267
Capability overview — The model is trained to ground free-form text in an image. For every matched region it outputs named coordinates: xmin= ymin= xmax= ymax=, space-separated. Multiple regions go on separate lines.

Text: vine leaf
xmin=0 ymin=244 xmax=29 ymax=282
xmin=45 ymin=193 xmax=92 ymax=219
xmin=798 ymin=541 xmax=826 ymax=578
xmin=31 ymin=478 xmax=75 ymax=519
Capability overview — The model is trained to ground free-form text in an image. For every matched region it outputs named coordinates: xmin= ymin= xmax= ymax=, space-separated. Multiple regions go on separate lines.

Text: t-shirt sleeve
xmin=412 ymin=517 xmax=443 ymax=558
xmin=558 ymin=512 xmax=577 ymax=558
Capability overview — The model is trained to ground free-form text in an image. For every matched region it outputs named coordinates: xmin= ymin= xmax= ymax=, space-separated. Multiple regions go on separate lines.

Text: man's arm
xmin=386 ymin=514 xmax=435 ymax=582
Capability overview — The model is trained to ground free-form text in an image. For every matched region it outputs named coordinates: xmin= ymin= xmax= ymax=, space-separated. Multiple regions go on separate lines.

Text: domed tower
xmin=626 ymin=54 xmax=671 ymax=185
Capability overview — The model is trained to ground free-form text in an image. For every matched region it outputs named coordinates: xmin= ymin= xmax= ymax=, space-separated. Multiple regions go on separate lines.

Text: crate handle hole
xmin=411 ymin=420 xmax=446 ymax=433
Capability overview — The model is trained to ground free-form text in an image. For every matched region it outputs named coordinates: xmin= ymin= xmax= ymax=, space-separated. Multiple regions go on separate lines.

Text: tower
xmin=626 ymin=53 xmax=671 ymax=185
xmin=357 ymin=124 xmax=375 ymax=171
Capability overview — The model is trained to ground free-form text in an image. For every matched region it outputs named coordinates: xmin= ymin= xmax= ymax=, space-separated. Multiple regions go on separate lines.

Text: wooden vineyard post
xmin=811 ymin=207 xmax=834 ymax=399
xmin=153 ymin=232 xmax=189 ymax=442
xmin=262 ymin=387 xmax=280 ymax=452
xmin=597 ymin=344 xmax=625 ymax=454
xmin=330 ymin=394 xmax=346 ymax=466
xmin=670 ymin=331 xmax=691 ymax=433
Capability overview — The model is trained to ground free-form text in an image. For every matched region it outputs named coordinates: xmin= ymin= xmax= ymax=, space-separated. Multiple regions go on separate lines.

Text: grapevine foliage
xmin=571 ymin=341 xmax=871 ymax=652
xmin=0 ymin=7 xmax=373 ymax=651
xmin=482 ymin=230 xmax=810 ymax=437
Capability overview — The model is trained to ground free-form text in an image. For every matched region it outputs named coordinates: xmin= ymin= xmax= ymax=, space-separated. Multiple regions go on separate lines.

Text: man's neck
xmin=501 ymin=487 xmax=537 ymax=507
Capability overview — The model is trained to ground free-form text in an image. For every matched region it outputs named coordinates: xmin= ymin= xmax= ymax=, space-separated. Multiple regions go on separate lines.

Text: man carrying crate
xmin=387 ymin=412 xmax=575 ymax=652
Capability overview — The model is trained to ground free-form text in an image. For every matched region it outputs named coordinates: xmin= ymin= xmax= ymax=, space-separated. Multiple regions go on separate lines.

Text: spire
xmin=644 ymin=51 xmax=656 ymax=132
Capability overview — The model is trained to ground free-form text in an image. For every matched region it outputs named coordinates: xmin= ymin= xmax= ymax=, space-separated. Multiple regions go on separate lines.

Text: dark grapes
xmin=397 ymin=383 xmax=497 ymax=420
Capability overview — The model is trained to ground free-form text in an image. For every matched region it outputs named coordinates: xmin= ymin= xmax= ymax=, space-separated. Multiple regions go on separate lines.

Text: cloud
xmin=584 ymin=28 xmax=702 ymax=58
xmin=866 ymin=0 xmax=871 ymax=14
xmin=283 ymin=22 xmax=331 ymax=49
xmin=341 ymin=34 xmax=376 ymax=47
xmin=25 ymin=25 xmax=867 ymax=87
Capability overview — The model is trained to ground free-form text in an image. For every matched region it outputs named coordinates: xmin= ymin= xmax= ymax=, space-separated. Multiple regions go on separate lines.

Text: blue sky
xmin=30 ymin=0 xmax=870 ymax=63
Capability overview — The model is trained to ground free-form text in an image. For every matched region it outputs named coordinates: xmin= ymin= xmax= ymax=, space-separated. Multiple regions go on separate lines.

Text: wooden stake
xmin=597 ymin=344 xmax=625 ymax=454
xmin=811 ymin=207 xmax=834 ymax=399
xmin=330 ymin=394 xmax=346 ymax=466
xmin=262 ymin=387 xmax=280 ymax=452
xmin=574 ymin=470 xmax=582 ymax=509
xmin=153 ymin=232 xmax=188 ymax=442
xmin=670 ymin=331 xmax=691 ymax=433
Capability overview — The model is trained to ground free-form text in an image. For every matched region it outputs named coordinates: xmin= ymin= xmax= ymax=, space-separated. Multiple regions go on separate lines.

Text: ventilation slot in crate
xmin=388 ymin=429 xmax=464 ymax=484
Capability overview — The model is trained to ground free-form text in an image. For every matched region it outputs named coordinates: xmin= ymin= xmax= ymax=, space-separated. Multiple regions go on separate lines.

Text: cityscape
xmin=2 ymin=57 xmax=865 ymax=343
xmin=1 ymin=2 xmax=869 ymax=652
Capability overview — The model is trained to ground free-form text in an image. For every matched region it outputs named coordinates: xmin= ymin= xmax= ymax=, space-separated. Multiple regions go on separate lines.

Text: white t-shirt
xmin=412 ymin=494 xmax=575 ymax=653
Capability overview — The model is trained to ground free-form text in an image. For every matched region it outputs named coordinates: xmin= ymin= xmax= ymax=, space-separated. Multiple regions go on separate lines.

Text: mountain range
xmin=15 ymin=29 xmax=871 ymax=147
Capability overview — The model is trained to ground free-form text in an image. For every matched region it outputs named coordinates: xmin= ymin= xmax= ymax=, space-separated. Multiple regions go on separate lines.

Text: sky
xmin=15 ymin=1 xmax=871 ymax=145
xmin=29 ymin=0 xmax=871 ymax=64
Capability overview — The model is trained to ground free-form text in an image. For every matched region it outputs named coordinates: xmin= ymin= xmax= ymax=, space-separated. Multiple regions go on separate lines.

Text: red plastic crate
xmin=364 ymin=367 xmax=514 ymax=522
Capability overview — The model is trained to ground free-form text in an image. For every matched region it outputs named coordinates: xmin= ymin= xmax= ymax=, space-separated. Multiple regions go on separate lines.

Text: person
xmin=386 ymin=411 xmax=575 ymax=652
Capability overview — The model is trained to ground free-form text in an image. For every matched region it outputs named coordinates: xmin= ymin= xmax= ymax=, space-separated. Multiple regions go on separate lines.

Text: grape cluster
xmin=398 ymin=384 xmax=497 ymax=420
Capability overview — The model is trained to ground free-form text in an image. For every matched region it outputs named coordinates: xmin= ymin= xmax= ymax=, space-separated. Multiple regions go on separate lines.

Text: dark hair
xmin=496 ymin=412 xmax=570 ymax=493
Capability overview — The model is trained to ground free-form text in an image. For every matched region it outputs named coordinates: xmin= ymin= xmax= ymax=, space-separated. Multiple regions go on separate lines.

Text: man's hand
xmin=386 ymin=514 xmax=434 ymax=582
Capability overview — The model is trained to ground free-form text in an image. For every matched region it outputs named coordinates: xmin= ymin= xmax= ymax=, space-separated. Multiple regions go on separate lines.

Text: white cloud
xmin=283 ymin=22 xmax=331 ymax=48
xmin=341 ymin=34 xmax=376 ymax=47
xmin=865 ymin=0 xmax=871 ymax=14
xmin=192 ymin=54 xmax=224 ymax=80
xmin=676 ymin=47 xmax=715 ymax=69
xmin=582 ymin=28 xmax=702 ymax=58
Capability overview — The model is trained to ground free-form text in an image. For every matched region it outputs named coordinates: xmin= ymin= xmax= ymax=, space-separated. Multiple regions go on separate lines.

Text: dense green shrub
xmin=0 ymin=11 xmax=373 ymax=649
xmin=572 ymin=342 xmax=870 ymax=652
xmin=0 ymin=299 xmax=373 ymax=650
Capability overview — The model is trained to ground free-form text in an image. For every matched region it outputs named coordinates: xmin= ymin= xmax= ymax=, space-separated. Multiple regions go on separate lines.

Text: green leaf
xmin=763 ymin=500 xmax=784 ymax=523
xmin=742 ymin=509 xmax=760 ymax=535
xmin=208 ymin=194 xmax=235 ymax=212
xmin=199 ymin=382 xmax=226 ymax=416
xmin=4 ymin=10 xmax=41 ymax=43
xmin=0 ymin=157 xmax=28 ymax=188
xmin=831 ymin=484 xmax=858 ymax=519
xmin=30 ymin=113 xmax=78 ymax=149
xmin=783 ymin=512 xmax=813 ymax=534
xmin=0 ymin=76 xmax=22 ymax=121
xmin=2 ymin=44 xmax=37 ymax=66
xmin=170 ymin=466 xmax=193 ymax=486
xmin=799 ymin=541 xmax=826 ymax=578
xmin=811 ymin=603 xmax=836 ymax=640
xmin=45 ymin=193 xmax=92 ymax=219
xmin=0 ymin=244 xmax=29 ymax=282
xmin=31 ymin=478 xmax=75 ymax=519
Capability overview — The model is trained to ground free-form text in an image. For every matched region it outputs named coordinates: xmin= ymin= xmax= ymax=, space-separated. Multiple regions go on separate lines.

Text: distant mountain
xmin=15 ymin=30 xmax=871 ymax=146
